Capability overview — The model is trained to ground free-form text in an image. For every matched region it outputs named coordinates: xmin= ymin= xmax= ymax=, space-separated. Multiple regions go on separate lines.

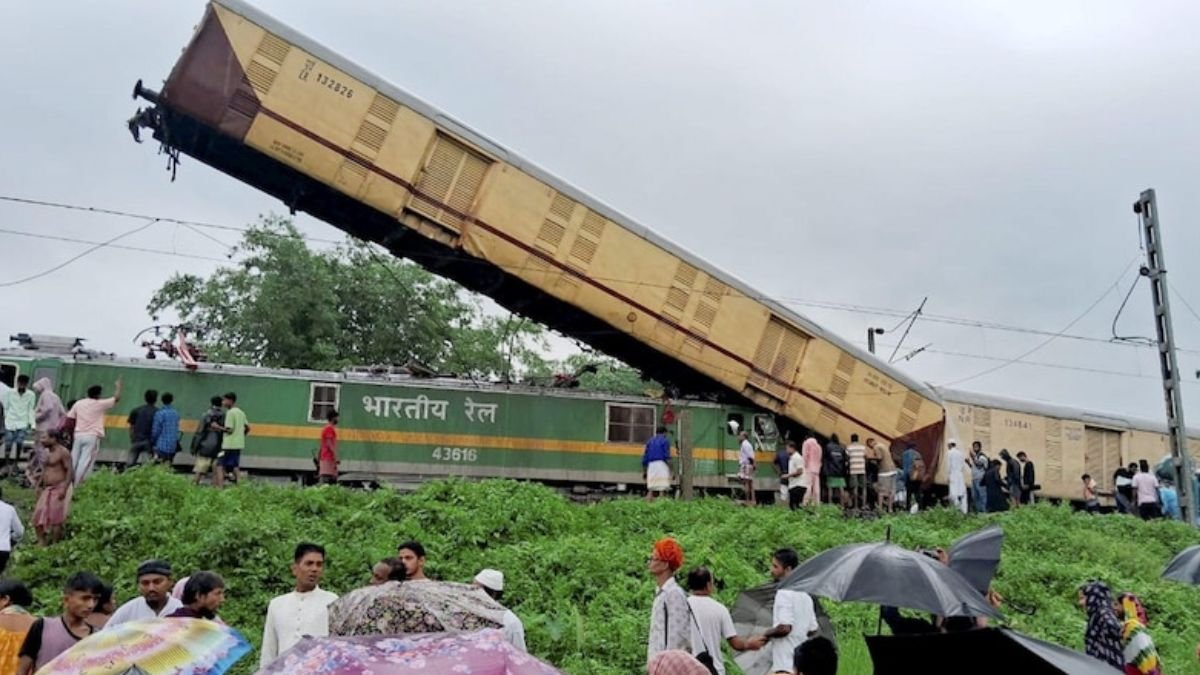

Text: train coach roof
xmin=208 ymin=0 xmax=941 ymax=406
xmin=938 ymin=386 xmax=1200 ymax=440
xmin=0 ymin=348 xmax=730 ymax=408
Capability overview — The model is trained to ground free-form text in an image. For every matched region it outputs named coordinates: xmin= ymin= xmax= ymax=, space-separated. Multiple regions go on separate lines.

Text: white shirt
xmin=787 ymin=452 xmax=804 ymax=481
xmin=106 ymin=595 xmax=183 ymax=628
xmin=260 ymin=587 xmax=339 ymax=668
xmin=947 ymin=447 xmax=966 ymax=493
xmin=771 ymin=589 xmax=818 ymax=673
xmin=1132 ymin=472 xmax=1160 ymax=505
xmin=739 ymin=440 xmax=755 ymax=466
xmin=688 ymin=595 xmax=736 ymax=675
xmin=0 ymin=502 xmax=24 ymax=552
xmin=501 ymin=609 xmax=526 ymax=652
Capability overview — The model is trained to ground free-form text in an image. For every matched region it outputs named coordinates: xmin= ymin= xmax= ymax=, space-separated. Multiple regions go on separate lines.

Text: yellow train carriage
xmin=939 ymin=388 xmax=1200 ymax=503
xmin=132 ymin=0 xmax=944 ymax=457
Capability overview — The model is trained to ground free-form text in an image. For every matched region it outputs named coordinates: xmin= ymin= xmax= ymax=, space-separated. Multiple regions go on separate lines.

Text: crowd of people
xmin=0 ymin=381 xmax=264 ymax=545
xmin=0 ymin=539 xmax=527 ymax=673
xmin=641 ymin=427 xmax=1192 ymax=523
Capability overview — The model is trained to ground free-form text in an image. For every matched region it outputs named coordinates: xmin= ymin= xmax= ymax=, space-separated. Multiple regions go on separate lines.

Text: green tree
xmin=148 ymin=215 xmax=547 ymax=376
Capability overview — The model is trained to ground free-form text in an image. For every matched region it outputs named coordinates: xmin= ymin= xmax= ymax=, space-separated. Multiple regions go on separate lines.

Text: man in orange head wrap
xmin=647 ymin=537 xmax=691 ymax=664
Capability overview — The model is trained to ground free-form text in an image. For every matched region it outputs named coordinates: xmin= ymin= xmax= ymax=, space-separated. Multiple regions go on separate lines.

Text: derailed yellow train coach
xmin=130 ymin=0 xmax=945 ymax=461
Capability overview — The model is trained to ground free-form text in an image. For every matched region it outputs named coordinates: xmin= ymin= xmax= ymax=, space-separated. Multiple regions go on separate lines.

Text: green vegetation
xmin=145 ymin=216 xmax=657 ymax=393
xmin=147 ymin=216 xmax=548 ymax=376
xmin=10 ymin=470 xmax=1200 ymax=674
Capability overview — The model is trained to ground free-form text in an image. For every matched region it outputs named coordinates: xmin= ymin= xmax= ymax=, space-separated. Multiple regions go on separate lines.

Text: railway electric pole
xmin=1133 ymin=189 xmax=1195 ymax=524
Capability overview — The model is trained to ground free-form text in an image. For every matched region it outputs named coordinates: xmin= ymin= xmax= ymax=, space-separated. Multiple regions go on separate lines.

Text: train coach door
xmin=1085 ymin=426 xmax=1123 ymax=491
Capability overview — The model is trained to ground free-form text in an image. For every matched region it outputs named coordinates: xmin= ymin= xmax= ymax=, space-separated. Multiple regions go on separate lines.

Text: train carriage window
xmin=32 ymin=367 xmax=56 ymax=390
xmin=0 ymin=363 xmax=16 ymax=388
xmin=308 ymin=383 xmax=341 ymax=423
xmin=606 ymin=403 xmax=656 ymax=444
xmin=726 ymin=413 xmax=744 ymax=436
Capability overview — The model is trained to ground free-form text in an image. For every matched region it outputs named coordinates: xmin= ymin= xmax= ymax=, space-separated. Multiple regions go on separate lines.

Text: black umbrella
xmin=1162 ymin=544 xmax=1200 ymax=584
xmin=866 ymin=628 xmax=1117 ymax=674
xmin=730 ymin=582 xmax=837 ymax=675
xmin=949 ymin=524 xmax=1004 ymax=594
xmin=779 ymin=542 xmax=1001 ymax=619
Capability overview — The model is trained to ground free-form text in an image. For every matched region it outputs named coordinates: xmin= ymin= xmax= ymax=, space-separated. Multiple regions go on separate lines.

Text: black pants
xmin=126 ymin=441 xmax=152 ymax=468
xmin=1139 ymin=503 xmax=1162 ymax=520
xmin=906 ymin=480 xmax=922 ymax=508
xmin=0 ymin=551 xmax=11 ymax=576
xmin=789 ymin=486 xmax=806 ymax=510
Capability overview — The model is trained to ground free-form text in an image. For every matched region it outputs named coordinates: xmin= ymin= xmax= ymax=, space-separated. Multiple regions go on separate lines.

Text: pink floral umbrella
xmin=255 ymin=629 xmax=562 ymax=674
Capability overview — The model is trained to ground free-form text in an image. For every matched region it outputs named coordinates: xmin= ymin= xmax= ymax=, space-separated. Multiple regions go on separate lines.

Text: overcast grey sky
xmin=2 ymin=0 xmax=1198 ymax=423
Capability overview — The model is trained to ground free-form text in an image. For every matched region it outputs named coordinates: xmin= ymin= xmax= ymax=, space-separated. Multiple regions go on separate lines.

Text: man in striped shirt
xmin=845 ymin=434 xmax=867 ymax=510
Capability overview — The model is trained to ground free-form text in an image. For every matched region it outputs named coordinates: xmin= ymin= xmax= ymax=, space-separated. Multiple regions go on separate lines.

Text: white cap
xmin=474 ymin=568 xmax=504 ymax=592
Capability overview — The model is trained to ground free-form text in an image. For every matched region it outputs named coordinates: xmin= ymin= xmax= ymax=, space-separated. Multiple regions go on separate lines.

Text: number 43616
xmin=432 ymin=447 xmax=478 ymax=462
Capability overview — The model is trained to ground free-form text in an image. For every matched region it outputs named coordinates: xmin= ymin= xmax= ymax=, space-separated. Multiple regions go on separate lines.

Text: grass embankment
xmin=7 ymin=469 xmax=1200 ymax=674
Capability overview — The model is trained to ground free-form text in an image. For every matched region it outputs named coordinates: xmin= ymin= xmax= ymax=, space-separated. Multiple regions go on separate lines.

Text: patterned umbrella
xmin=38 ymin=618 xmax=250 ymax=675
xmin=329 ymin=581 xmax=505 ymax=636
xmin=256 ymin=629 xmax=561 ymax=674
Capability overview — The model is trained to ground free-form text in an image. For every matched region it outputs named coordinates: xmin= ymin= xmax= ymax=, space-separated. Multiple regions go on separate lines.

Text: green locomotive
xmin=0 ymin=338 xmax=780 ymax=493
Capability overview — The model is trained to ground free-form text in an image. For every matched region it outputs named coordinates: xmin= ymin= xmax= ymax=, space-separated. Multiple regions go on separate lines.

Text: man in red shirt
xmin=317 ymin=410 xmax=339 ymax=485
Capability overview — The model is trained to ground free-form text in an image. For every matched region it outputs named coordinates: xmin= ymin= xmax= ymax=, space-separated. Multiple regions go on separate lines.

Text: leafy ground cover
xmin=9 ymin=469 xmax=1200 ymax=674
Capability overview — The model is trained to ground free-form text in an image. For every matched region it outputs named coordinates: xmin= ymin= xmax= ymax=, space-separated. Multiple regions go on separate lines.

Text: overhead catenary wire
xmin=4 ymin=194 xmax=1198 ymax=360
xmin=2 ymin=220 xmax=1192 ymax=397
xmin=1110 ymin=274 xmax=1156 ymax=346
xmin=1174 ymin=288 xmax=1200 ymax=327
xmin=0 ymin=227 xmax=228 ymax=263
xmin=0 ymin=219 xmax=161 ymax=288
xmin=938 ymin=257 xmax=1142 ymax=388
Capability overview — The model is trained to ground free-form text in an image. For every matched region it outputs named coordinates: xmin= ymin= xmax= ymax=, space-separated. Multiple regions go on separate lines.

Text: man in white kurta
xmin=472 ymin=569 xmax=526 ymax=651
xmin=947 ymin=440 xmax=968 ymax=514
xmin=260 ymin=543 xmax=339 ymax=668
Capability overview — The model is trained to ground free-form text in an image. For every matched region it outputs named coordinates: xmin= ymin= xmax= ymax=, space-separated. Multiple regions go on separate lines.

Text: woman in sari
xmin=0 ymin=580 xmax=35 ymax=673
xmin=1078 ymin=581 xmax=1124 ymax=669
xmin=1117 ymin=593 xmax=1161 ymax=675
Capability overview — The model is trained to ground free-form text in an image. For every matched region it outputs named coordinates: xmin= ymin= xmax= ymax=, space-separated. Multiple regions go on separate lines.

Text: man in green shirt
xmin=216 ymin=392 xmax=249 ymax=488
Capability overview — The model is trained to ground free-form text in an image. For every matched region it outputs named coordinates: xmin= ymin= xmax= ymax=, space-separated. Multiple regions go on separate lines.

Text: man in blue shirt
xmin=901 ymin=443 xmax=922 ymax=513
xmin=1159 ymin=478 xmax=1181 ymax=521
xmin=151 ymin=393 xmax=181 ymax=463
xmin=642 ymin=426 xmax=672 ymax=501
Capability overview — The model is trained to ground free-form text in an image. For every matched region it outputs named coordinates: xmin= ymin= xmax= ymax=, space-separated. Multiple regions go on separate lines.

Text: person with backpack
xmin=684 ymin=567 xmax=764 ymax=674
xmin=190 ymin=397 xmax=225 ymax=486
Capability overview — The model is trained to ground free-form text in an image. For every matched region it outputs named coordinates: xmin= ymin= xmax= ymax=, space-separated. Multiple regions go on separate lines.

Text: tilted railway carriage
xmin=0 ymin=351 xmax=780 ymax=491
xmin=129 ymin=0 xmax=946 ymax=470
